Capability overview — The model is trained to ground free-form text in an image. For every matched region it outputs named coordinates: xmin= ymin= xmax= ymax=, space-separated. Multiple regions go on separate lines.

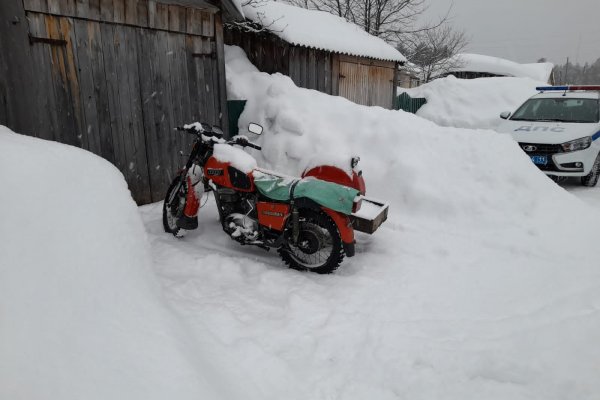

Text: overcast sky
xmin=421 ymin=0 xmax=600 ymax=65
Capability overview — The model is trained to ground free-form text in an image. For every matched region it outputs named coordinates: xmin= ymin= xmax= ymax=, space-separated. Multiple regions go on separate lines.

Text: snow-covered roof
xmin=447 ymin=53 xmax=554 ymax=82
xmin=242 ymin=2 xmax=406 ymax=62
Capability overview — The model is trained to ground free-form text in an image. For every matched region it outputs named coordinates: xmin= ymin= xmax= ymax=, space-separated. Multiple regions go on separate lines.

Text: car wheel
xmin=581 ymin=153 xmax=600 ymax=187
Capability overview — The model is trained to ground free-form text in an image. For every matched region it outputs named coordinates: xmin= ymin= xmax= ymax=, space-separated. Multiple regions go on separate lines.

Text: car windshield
xmin=510 ymin=98 xmax=599 ymax=123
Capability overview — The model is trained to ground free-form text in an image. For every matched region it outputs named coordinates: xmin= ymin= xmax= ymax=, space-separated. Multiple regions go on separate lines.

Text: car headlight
xmin=561 ymin=136 xmax=592 ymax=152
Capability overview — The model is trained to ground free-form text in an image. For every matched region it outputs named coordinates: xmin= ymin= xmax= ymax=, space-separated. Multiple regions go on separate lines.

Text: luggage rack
xmin=350 ymin=197 xmax=389 ymax=234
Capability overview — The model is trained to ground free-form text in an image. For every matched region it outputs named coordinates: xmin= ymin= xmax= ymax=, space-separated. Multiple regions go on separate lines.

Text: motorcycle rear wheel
xmin=163 ymin=175 xmax=187 ymax=238
xmin=278 ymin=209 xmax=344 ymax=274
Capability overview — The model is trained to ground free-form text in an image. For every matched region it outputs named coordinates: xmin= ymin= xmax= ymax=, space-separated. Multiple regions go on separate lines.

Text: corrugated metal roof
xmin=242 ymin=2 xmax=405 ymax=62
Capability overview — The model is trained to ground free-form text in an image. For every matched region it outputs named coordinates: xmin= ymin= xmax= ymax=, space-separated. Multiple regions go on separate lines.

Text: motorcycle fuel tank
xmin=204 ymin=156 xmax=255 ymax=192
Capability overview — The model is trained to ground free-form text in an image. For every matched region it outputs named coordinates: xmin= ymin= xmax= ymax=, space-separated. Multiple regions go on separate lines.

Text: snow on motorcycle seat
xmin=253 ymin=171 xmax=360 ymax=215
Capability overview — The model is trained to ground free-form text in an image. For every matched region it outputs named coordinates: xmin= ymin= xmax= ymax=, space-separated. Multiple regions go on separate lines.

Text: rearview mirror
xmin=248 ymin=123 xmax=263 ymax=135
xmin=500 ymin=111 xmax=511 ymax=120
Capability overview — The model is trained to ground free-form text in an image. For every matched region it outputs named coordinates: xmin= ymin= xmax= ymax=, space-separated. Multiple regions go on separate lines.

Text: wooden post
xmin=214 ymin=12 xmax=229 ymax=137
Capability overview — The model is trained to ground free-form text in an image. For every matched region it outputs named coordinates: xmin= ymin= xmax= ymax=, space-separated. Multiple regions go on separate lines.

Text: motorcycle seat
xmin=253 ymin=170 xmax=359 ymax=215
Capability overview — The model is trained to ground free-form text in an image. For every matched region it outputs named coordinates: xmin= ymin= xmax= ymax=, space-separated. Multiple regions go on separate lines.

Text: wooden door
xmin=22 ymin=0 xmax=223 ymax=204
xmin=339 ymin=60 xmax=395 ymax=109
xmin=26 ymin=12 xmax=153 ymax=202
xmin=369 ymin=65 xmax=395 ymax=109
xmin=339 ymin=61 xmax=370 ymax=106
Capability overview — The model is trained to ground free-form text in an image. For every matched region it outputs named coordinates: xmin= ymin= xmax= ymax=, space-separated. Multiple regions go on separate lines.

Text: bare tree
xmin=398 ymin=25 xmax=468 ymax=82
xmin=287 ymin=0 xmax=451 ymax=41
xmin=287 ymin=0 xmax=467 ymax=82
xmin=225 ymin=0 xmax=284 ymax=33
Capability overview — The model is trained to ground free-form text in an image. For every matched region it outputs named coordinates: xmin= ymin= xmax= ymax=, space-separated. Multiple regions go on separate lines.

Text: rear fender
xmin=321 ymin=207 xmax=354 ymax=245
xmin=303 ymin=165 xmax=366 ymax=195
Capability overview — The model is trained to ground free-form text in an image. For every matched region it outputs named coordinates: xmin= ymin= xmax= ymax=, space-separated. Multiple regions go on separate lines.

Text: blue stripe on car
xmin=593 ymin=131 xmax=600 ymax=141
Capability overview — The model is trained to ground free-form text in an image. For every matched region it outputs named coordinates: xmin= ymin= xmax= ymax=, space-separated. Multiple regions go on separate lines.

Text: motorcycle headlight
xmin=561 ymin=136 xmax=592 ymax=152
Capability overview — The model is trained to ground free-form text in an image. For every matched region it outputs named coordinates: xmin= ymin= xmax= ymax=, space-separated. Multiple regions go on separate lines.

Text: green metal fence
xmin=394 ymin=92 xmax=427 ymax=114
xmin=227 ymin=100 xmax=247 ymax=137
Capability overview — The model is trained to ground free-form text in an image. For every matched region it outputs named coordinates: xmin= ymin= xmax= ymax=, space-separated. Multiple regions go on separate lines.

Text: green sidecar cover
xmin=253 ymin=172 xmax=360 ymax=215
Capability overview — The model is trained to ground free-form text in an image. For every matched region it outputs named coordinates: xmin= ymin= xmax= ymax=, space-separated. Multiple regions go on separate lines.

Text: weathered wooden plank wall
xmin=0 ymin=0 xmax=228 ymax=204
xmin=335 ymin=56 xmax=397 ymax=108
xmin=224 ymin=29 xmax=398 ymax=108
xmin=339 ymin=61 xmax=369 ymax=105
xmin=225 ymin=30 xmax=336 ymax=95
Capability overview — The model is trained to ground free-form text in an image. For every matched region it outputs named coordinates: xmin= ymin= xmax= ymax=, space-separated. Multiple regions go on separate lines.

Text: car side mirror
xmin=500 ymin=111 xmax=511 ymax=120
xmin=248 ymin=123 xmax=263 ymax=135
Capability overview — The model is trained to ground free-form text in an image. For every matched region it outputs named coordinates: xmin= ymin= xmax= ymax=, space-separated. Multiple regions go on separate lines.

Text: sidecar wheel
xmin=278 ymin=209 xmax=344 ymax=274
xmin=163 ymin=175 xmax=187 ymax=238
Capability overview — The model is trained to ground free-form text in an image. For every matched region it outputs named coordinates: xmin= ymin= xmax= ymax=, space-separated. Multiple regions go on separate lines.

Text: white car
xmin=497 ymin=86 xmax=600 ymax=186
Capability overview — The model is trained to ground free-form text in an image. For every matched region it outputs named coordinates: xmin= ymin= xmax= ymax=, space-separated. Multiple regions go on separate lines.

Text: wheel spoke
xmin=287 ymin=221 xmax=334 ymax=269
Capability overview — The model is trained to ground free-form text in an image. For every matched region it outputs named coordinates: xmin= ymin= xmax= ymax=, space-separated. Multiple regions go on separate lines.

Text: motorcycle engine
xmin=216 ymin=188 xmax=259 ymax=241
xmin=225 ymin=213 xmax=259 ymax=241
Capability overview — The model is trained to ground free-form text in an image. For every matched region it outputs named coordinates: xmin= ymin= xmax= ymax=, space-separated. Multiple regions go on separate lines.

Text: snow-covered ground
xmin=141 ymin=46 xmax=600 ymax=400
xmin=3 ymin=45 xmax=600 ymax=400
xmin=562 ymin=177 xmax=600 ymax=209
xmin=0 ymin=127 xmax=234 ymax=400
xmin=398 ymin=69 xmax=599 ymax=211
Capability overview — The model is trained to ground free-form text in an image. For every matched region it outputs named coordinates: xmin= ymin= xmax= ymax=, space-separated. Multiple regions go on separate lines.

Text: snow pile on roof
xmin=448 ymin=53 xmax=554 ymax=82
xmin=242 ymin=1 xmax=406 ymax=62
xmin=0 ymin=128 xmax=227 ymax=400
xmin=400 ymin=75 xmax=546 ymax=129
xmin=186 ymin=44 xmax=600 ymax=399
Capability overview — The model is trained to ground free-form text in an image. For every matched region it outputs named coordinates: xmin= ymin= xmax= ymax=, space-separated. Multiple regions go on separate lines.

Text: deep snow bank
xmin=399 ymin=75 xmax=545 ymax=129
xmin=212 ymin=45 xmax=600 ymax=399
xmin=0 ymin=127 xmax=224 ymax=399
xmin=226 ymin=45 xmax=573 ymax=226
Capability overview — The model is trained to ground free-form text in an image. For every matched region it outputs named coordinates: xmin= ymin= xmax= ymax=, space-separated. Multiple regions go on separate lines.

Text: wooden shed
xmin=0 ymin=0 xmax=242 ymax=204
xmin=224 ymin=1 xmax=405 ymax=109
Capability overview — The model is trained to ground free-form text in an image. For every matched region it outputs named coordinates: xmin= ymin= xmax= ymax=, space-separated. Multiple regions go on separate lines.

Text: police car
xmin=497 ymin=85 xmax=600 ymax=186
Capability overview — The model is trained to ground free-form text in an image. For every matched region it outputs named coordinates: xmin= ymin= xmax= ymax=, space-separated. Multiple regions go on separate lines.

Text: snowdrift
xmin=226 ymin=45 xmax=574 ymax=225
xmin=399 ymin=75 xmax=545 ymax=129
xmin=0 ymin=127 xmax=225 ymax=400
xmin=448 ymin=53 xmax=554 ymax=82
xmin=156 ymin=45 xmax=600 ymax=399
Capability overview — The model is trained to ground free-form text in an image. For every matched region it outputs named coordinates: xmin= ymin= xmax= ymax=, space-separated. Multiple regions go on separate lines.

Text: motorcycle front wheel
xmin=162 ymin=175 xmax=187 ymax=238
xmin=278 ymin=209 xmax=344 ymax=274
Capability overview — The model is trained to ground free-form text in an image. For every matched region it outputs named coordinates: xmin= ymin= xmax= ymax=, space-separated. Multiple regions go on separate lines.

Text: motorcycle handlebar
xmin=246 ymin=142 xmax=262 ymax=151
xmin=175 ymin=126 xmax=201 ymax=134
xmin=176 ymin=126 xmax=260 ymax=149
xmin=229 ymin=136 xmax=262 ymax=151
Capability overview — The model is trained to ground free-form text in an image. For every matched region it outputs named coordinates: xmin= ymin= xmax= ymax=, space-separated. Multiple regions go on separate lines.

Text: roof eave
xmin=212 ymin=0 xmax=244 ymax=20
xmin=288 ymin=41 xmax=405 ymax=63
